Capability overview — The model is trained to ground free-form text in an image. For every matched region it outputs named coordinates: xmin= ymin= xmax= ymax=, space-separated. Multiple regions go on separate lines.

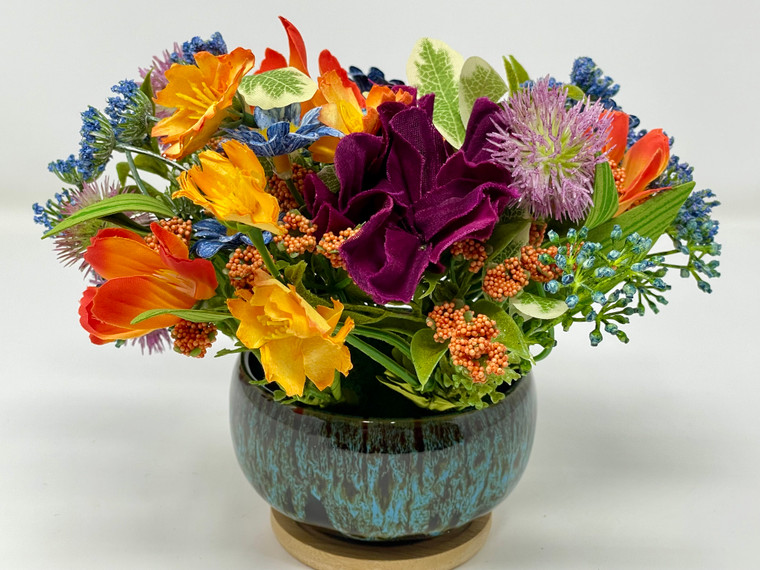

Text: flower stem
xmin=352 ymin=325 xmax=412 ymax=359
xmin=124 ymin=150 xmax=150 ymax=196
xmin=346 ymin=335 xmax=418 ymax=387
xmin=247 ymin=227 xmax=282 ymax=281
xmin=117 ymin=144 xmax=188 ymax=171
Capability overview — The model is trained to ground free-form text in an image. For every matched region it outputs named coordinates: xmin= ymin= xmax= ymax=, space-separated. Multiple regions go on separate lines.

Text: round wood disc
xmin=270 ymin=508 xmax=492 ymax=570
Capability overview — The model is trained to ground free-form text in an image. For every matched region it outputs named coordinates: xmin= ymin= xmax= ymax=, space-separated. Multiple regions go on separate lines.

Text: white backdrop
xmin=1 ymin=1 xmax=759 ymax=568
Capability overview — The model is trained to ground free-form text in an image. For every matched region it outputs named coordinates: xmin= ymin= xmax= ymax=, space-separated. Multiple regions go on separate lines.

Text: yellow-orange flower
xmin=227 ymin=270 xmax=354 ymax=396
xmin=173 ymin=140 xmax=281 ymax=234
xmin=151 ymin=47 xmax=255 ymax=159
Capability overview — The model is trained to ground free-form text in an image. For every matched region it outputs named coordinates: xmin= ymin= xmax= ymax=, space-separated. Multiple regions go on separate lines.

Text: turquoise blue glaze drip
xmin=230 ymin=353 xmax=537 ymax=541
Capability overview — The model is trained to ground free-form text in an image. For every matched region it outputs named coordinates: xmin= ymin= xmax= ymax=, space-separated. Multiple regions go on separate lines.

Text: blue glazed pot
xmin=230 ymin=352 xmax=537 ymax=541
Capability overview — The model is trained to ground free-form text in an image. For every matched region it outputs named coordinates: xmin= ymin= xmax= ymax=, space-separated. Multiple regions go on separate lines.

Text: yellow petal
xmin=260 ymin=339 xmax=306 ymax=396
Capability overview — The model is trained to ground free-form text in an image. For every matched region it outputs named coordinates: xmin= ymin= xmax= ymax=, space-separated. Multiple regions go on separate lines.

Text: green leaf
xmin=508 ymin=55 xmax=530 ymax=84
xmin=410 ymin=328 xmax=449 ymax=389
xmin=42 ymin=194 xmax=175 ymax=238
xmin=406 ymin=38 xmax=466 ymax=148
xmin=486 ymin=219 xmax=531 ymax=262
xmin=583 ymin=162 xmax=619 ymax=229
xmin=564 ymin=84 xmax=586 ymax=101
xmin=316 ymin=164 xmax=341 ymax=194
xmin=377 ymin=377 xmax=458 ymax=412
xmin=587 ymin=181 xmax=695 ymax=252
xmin=471 ymin=299 xmax=533 ymax=363
xmin=510 ymin=291 xmax=569 ymax=320
xmin=238 ymin=67 xmax=318 ymax=110
xmin=131 ymin=308 xmax=233 ymax=325
xmin=502 ymin=56 xmax=519 ymax=94
xmin=458 ymin=56 xmax=507 ymax=125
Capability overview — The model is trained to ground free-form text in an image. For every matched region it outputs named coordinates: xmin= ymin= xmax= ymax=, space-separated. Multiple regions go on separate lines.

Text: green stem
xmin=286 ymin=179 xmax=305 ymax=209
xmin=352 ymin=325 xmax=412 ymax=359
xmin=533 ymin=327 xmax=555 ymax=362
xmin=346 ymin=335 xmax=418 ymax=387
xmin=247 ymin=227 xmax=282 ymax=281
xmin=124 ymin=150 xmax=150 ymax=196
xmin=117 ymin=144 xmax=188 ymax=171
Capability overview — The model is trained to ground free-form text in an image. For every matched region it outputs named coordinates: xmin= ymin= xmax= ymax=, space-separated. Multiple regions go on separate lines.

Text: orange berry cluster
xmin=529 ymin=222 xmax=547 ymax=247
xmin=482 ymin=244 xmax=561 ymax=301
xmin=608 ymin=158 xmax=627 ymax=194
xmin=274 ymin=213 xmax=318 ymax=256
xmin=317 ymin=227 xmax=359 ymax=270
xmin=450 ymin=239 xmax=488 ymax=272
xmin=226 ymin=246 xmax=264 ymax=291
xmin=267 ymin=164 xmax=309 ymax=211
xmin=171 ymin=320 xmax=217 ymax=358
xmin=143 ymin=217 xmax=193 ymax=251
xmin=483 ymin=257 xmax=531 ymax=300
xmin=427 ymin=303 xmax=509 ymax=383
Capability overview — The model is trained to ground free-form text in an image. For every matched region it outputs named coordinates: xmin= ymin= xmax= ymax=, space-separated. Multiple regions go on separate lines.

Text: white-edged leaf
xmin=238 ymin=67 xmax=318 ymax=110
xmin=510 ymin=291 xmax=569 ymax=320
xmin=406 ymin=38 xmax=466 ymax=148
xmin=459 ymin=56 xmax=507 ymax=124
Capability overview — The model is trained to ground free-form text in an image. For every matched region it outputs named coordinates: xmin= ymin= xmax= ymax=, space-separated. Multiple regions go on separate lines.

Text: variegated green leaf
xmin=458 ymin=56 xmax=507 ymax=124
xmin=510 ymin=291 xmax=569 ymax=320
xmin=42 ymin=194 xmax=174 ymax=238
xmin=583 ymin=161 xmax=619 ymax=229
xmin=406 ymin=38 xmax=466 ymax=148
xmin=238 ymin=67 xmax=318 ymax=110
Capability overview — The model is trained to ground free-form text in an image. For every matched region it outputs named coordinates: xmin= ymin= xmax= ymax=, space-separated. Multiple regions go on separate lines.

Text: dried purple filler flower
xmin=487 ymin=77 xmax=612 ymax=222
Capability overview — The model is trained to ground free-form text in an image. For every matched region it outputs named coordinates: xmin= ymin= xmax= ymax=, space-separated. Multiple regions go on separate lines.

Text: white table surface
xmin=1 ymin=211 xmax=757 ymax=569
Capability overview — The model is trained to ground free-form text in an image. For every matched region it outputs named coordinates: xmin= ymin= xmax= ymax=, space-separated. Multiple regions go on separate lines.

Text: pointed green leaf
xmin=486 ymin=219 xmax=531 ymax=262
xmin=508 ymin=55 xmax=530 ymax=84
xmin=502 ymin=56 xmax=519 ymax=94
xmin=458 ymin=56 xmax=507 ymax=124
xmin=587 ymin=181 xmax=695 ymax=252
xmin=238 ymin=67 xmax=318 ymax=110
xmin=583 ymin=162 xmax=619 ymax=229
xmin=406 ymin=38 xmax=466 ymax=147
xmin=42 ymin=194 xmax=175 ymax=238
xmin=131 ymin=308 xmax=233 ymax=325
xmin=564 ymin=84 xmax=586 ymax=101
xmin=510 ymin=291 xmax=569 ymax=320
xmin=410 ymin=328 xmax=450 ymax=389
xmin=471 ymin=300 xmax=533 ymax=363
xmin=316 ymin=164 xmax=341 ymax=194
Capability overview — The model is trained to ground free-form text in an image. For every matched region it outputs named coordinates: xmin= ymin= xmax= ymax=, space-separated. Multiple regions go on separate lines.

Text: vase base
xmin=270 ymin=508 xmax=492 ymax=570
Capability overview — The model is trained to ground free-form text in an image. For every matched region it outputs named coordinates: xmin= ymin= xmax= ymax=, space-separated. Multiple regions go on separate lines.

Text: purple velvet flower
xmin=487 ymin=77 xmax=612 ymax=222
xmin=304 ymin=95 xmax=518 ymax=304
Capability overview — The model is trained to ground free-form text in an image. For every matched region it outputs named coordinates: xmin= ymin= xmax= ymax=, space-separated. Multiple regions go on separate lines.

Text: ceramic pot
xmin=230 ymin=352 xmax=537 ymax=541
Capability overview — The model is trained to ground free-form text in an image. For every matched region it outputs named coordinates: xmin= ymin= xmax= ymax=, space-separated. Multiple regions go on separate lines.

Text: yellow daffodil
xmin=173 ymin=140 xmax=281 ymax=234
xmin=227 ymin=270 xmax=353 ymax=396
xmin=151 ymin=47 xmax=255 ymax=159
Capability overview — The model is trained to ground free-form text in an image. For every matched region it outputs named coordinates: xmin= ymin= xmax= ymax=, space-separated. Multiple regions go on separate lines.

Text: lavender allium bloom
xmin=304 ymin=93 xmax=517 ymax=304
xmin=488 ymin=77 xmax=612 ymax=222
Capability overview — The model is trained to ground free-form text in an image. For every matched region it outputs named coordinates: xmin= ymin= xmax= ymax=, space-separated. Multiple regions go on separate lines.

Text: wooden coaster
xmin=270 ymin=508 xmax=492 ymax=570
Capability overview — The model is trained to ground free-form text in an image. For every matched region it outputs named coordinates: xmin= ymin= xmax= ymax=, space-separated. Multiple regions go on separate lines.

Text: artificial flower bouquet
xmin=36 ymin=18 xmax=721 ymax=412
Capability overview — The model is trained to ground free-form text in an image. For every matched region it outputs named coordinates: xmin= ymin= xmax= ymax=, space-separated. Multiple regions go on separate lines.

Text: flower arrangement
xmin=36 ymin=18 xmax=721 ymax=412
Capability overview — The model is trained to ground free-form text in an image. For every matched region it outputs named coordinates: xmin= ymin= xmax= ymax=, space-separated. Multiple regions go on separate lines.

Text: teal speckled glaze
xmin=230 ymin=353 xmax=537 ymax=541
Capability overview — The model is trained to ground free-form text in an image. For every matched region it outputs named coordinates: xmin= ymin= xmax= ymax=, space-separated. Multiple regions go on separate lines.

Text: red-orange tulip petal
xmin=279 ymin=16 xmax=309 ymax=76
xmin=603 ymin=110 xmax=629 ymax=165
xmin=620 ymin=128 xmax=670 ymax=197
xmin=84 ymin=231 xmax=166 ymax=280
xmin=256 ymin=48 xmax=288 ymax=74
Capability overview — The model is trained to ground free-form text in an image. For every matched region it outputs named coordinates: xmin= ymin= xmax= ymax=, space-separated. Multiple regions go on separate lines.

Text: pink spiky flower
xmin=487 ymin=77 xmax=612 ymax=222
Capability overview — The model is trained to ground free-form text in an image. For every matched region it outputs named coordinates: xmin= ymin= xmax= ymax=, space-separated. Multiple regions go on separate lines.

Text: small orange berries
xmin=171 ymin=320 xmax=217 ymax=358
xmin=317 ymin=227 xmax=359 ymax=270
xmin=226 ymin=246 xmax=264 ymax=291
xmin=267 ymin=164 xmax=310 ymax=211
xmin=483 ymin=257 xmax=531 ymax=301
xmin=427 ymin=303 xmax=509 ymax=383
xmin=450 ymin=239 xmax=488 ymax=272
xmin=273 ymin=212 xmax=317 ymax=256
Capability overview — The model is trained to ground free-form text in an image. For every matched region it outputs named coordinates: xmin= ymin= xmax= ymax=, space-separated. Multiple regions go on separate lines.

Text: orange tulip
xmin=79 ymin=223 xmax=217 ymax=345
xmin=227 ymin=270 xmax=353 ymax=396
xmin=604 ymin=111 xmax=671 ymax=215
xmin=151 ymin=47 xmax=255 ymax=159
